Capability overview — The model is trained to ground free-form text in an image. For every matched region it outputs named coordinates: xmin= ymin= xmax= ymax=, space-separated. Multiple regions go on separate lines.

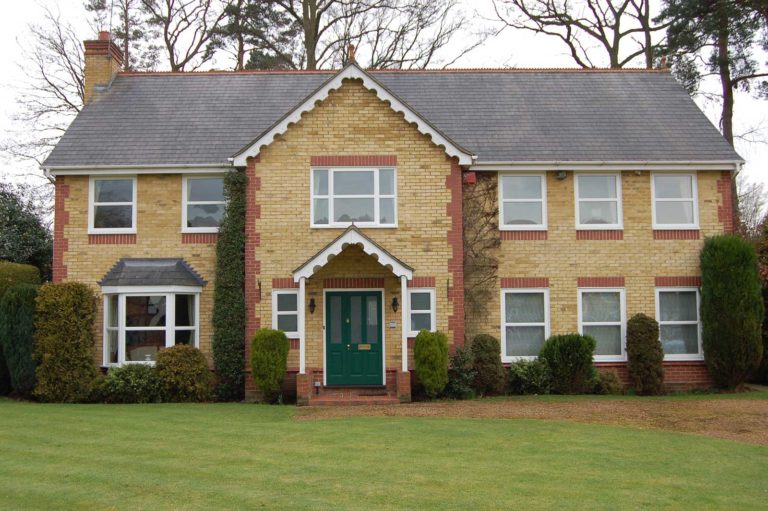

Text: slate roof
xmin=99 ymin=258 xmax=207 ymax=287
xmin=44 ymin=67 xmax=741 ymax=168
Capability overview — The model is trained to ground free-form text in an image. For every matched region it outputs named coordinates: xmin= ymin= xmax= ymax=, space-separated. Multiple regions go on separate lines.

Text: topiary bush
xmin=593 ymin=370 xmax=624 ymax=395
xmin=507 ymin=359 xmax=552 ymax=395
xmin=155 ymin=345 xmax=214 ymax=402
xmin=539 ymin=333 xmax=596 ymax=394
xmin=700 ymin=235 xmax=764 ymax=389
xmin=101 ymin=364 xmax=163 ymax=404
xmin=251 ymin=328 xmax=289 ymax=403
xmin=626 ymin=313 xmax=665 ymax=395
xmin=0 ymin=284 xmax=38 ymax=397
xmin=444 ymin=346 xmax=476 ymax=400
xmin=33 ymin=282 xmax=100 ymax=403
xmin=470 ymin=334 xmax=505 ymax=396
xmin=413 ymin=330 xmax=449 ymax=398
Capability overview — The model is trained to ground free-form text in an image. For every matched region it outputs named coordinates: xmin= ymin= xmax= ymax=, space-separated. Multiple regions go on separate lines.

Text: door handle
xmin=346 ymin=344 xmax=351 ymax=349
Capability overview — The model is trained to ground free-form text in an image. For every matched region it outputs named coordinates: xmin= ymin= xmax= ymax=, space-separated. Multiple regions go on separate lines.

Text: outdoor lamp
xmin=309 ymin=298 xmax=316 ymax=314
xmin=391 ymin=297 xmax=399 ymax=312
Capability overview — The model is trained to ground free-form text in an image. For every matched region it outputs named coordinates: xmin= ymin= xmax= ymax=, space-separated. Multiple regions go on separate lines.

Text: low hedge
xmin=156 ymin=345 xmax=214 ymax=402
xmin=471 ymin=334 xmax=505 ymax=395
xmin=0 ymin=284 xmax=38 ymax=396
xmin=539 ymin=334 xmax=596 ymax=394
xmin=444 ymin=346 xmax=476 ymax=400
xmin=251 ymin=329 xmax=289 ymax=403
xmin=508 ymin=359 xmax=552 ymax=395
xmin=413 ymin=330 xmax=449 ymax=398
xmin=101 ymin=364 xmax=163 ymax=404
xmin=626 ymin=313 xmax=665 ymax=395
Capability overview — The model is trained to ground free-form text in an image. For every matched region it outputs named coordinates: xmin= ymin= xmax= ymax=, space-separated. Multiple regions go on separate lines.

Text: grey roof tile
xmin=99 ymin=258 xmax=207 ymax=287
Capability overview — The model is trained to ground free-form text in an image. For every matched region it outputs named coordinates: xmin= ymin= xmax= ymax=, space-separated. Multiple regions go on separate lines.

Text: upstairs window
xmin=312 ymin=168 xmax=396 ymax=227
xmin=575 ymin=174 xmax=622 ymax=229
xmin=183 ymin=176 xmax=226 ymax=232
xmin=89 ymin=177 xmax=136 ymax=233
xmin=499 ymin=174 xmax=547 ymax=230
xmin=652 ymin=174 xmax=699 ymax=229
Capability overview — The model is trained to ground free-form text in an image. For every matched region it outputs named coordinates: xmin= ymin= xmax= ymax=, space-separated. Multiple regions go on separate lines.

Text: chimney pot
xmin=98 ymin=31 xmax=110 ymax=41
xmin=347 ymin=44 xmax=356 ymax=64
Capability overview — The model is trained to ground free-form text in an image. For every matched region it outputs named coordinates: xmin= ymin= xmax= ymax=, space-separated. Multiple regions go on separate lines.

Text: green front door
xmin=325 ymin=291 xmax=383 ymax=385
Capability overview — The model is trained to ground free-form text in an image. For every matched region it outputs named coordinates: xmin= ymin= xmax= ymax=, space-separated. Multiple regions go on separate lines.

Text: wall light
xmin=391 ymin=297 xmax=399 ymax=313
xmin=309 ymin=298 xmax=316 ymax=314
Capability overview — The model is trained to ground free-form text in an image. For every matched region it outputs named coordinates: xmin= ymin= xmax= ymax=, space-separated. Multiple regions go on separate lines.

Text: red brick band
xmin=501 ymin=230 xmax=548 ymax=241
xmin=576 ymin=230 xmax=623 ymax=240
xmin=653 ymin=230 xmax=700 ymax=240
xmin=88 ymin=234 xmax=137 ymax=245
xmin=52 ymin=177 xmax=70 ymax=282
xmin=577 ymin=276 xmax=625 ymax=287
xmin=181 ymin=233 xmax=219 ymax=244
xmin=323 ymin=277 xmax=385 ymax=288
xmin=446 ymin=157 xmax=465 ymax=348
xmin=289 ymin=339 xmax=300 ymax=350
xmin=501 ymin=277 xmax=550 ymax=288
xmin=272 ymin=278 xmax=299 ymax=289
xmin=655 ymin=276 xmax=702 ymax=287
xmin=310 ymin=155 xmax=397 ymax=167
xmin=245 ymin=156 xmax=261 ymax=344
xmin=408 ymin=276 xmax=436 ymax=288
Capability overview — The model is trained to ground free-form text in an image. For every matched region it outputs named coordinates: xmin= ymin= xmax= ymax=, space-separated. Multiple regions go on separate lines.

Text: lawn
xmin=1 ymin=399 xmax=767 ymax=510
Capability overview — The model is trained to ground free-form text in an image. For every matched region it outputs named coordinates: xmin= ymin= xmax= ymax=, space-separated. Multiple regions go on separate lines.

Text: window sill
xmin=663 ymin=355 xmax=705 ymax=362
xmin=593 ymin=356 xmax=627 ymax=363
xmin=88 ymin=229 xmax=136 ymax=235
xmin=311 ymin=224 xmax=398 ymax=229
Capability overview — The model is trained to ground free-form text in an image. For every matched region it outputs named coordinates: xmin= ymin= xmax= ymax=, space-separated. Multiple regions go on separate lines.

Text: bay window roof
xmin=99 ymin=258 xmax=207 ymax=288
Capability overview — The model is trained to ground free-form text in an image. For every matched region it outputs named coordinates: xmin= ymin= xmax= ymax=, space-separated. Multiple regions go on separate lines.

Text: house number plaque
xmin=358 ymin=344 xmax=371 ymax=351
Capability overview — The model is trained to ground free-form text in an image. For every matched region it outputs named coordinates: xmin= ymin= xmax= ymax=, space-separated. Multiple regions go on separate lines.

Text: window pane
xmin=584 ymin=325 xmax=622 ymax=356
xmin=505 ymin=293 xmax=545 ymax=323
xmin=107 ymin=329 xmax=118 ymax=363
xmin=329 ymin=296 xmax=342 ymax=343
xmin=334 ymin=198 xmax=375 ymax=222
xmin=380 ymin=198 xmax=395 ymax=224
xmin=661 ymin=324 xmax=699 ymax=354
xmin=582 ymin=292 xmax=620 ymax=323
xmin=410 ymin=292 xmax=431 ymax=311
xmin=334 ymin=171 xmax=374 ymax=195
xmin=107 ymin=296 xmax=118 ymax=327
xmin=659 ymin=291 xmax=697 ymax=322
xmin=578 ymin=201 xmax=618 ymax=225
xmin=379 ymin=169 xmax=395 ymax=195
xmin=277 ymin=314 xmax=297 ymax=333
xmin=578 ymin=176 xmax=616 ymax=199
xmin=174 ymin=330 xmax=194 ymax=345
xmin=506 ymin=326 xmax=545 ymax=357
xmin=125 ymin=330 xmax=165 ymax=362
xmin=502 ymin=176 xmax=541 ymax=200
xmin=411 ymin=313 xmax=432 ymax=332
xmin=175 ymin=295 xmax=195 ymax=327
xmin=503 ymin=202 xmax=542 ymax=225
xmin=366 ymin=296 xmax=379 ymax=343
xmin=277 ymin=293 xmax=297 ymax=312
xmin=125 ymin=296 xmax=166 ymax=327
xmin=655 ymin=175 xmax=692 ymax=199
xmin=187 ymin=204 xmax=224 ymax=228
xmin=95 ymin=179 xmax=133 ymax=203
xmin=655 ymin=201 xmax=694 ymax=225
xmin=188 ymin=177 xmax=224 ymax=202
xmin=94 ymin=205 xmax=132 ymax=228
xmin=313 ymin=169 xmax=328 ymax=195
xmin=313 ymin=198 xmax=329 ymax=224
xmin=351 ymin=296 xmax=361 ymax=343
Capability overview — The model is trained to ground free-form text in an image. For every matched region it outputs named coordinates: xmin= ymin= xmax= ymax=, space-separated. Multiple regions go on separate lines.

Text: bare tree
xmin=738 ymin=174 xmax=768 ymax=239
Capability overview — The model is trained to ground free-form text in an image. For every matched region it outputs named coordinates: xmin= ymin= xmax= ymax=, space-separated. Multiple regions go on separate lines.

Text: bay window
xmin=652 ymin=174 xmax=698 ymax=229
xmin=312 ymin=167 xmax=396 ymax=227
xmin=578 ymin=288 xmax=626 ymax=360
xmin=575 ymin=174 xmax=622 ymax=229
xmin=182 ymin=176 xmax=226 ymax=232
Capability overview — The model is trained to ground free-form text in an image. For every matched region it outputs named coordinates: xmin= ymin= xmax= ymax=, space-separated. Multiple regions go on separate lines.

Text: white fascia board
xmin=470 ymin=160 xmax=742 ymax=172
xmin=233 ymin=65 xmax=474 ymax=167
xmin=100 ymin=285 xmax=203 ymax=294
xmin=46 ymin=164 xmax=231 ymax=176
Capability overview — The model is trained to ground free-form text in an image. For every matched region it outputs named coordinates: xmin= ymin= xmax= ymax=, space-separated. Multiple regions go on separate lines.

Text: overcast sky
xmin=1 ymin=0 xmax=766 ymax=189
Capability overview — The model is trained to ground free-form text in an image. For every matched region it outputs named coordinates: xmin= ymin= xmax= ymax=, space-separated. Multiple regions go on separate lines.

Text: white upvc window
xmin=182 ymin=175 xmax=226 ymax=233
xmin=656 ymin=288 xmax=703 ymax=360
xmin=408 ymin=288 xmax=436 ymax=337
xmin=89 ymin=176 xmax=137 ymax=234
xmin=499 ymin=174 xmax=547 ymax=230
xmin=272 ymin=290 xmax=299 ymax=338
xmin=652 ymin=173 xmax=699 ymax=229
xmin=578 ymin=288 xmax=626 ymax=361
xmin=103 ymin=290 xmax=200 ymax=365
xmin=501 ymin=289 xmax=550 ymax=362
xmin=311 ymin=167 xmax=397 ymax=227
xmin=575 ymin=173 xmax=623 ymax=229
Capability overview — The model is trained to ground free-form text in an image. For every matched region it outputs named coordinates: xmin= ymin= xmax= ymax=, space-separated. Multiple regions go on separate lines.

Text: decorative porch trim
xmin=323 ymin=277 xmax=385 ymax=288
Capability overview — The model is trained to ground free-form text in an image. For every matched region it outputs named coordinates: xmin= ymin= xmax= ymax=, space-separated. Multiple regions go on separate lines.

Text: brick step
xmin=309 ymin=396 xmax=400 ymax=406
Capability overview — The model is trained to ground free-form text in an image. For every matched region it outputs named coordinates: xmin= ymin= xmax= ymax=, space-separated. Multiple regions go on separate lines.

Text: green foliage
xmin=33 ymin=282 xmax=100 ymax=402
xmin=443 ymin=346 xmax=476 ymax=400
xmin=507 ymin=359 xmax=552 ymax=395
xmin=101 ymin=364 xmax=163 ymax=404
xmin=250 ymin=329 xmax=289 ymax=403
xmin=626 ymin=313 xmax=665 ymax=396
xmin=539 ymin=334 xmax=596 ymax=394
xmin=470 ymin=334 xmax=505 ymax=396
xmin=0 ymin=183 xmax=52 ymax=278
xmin=0 ymin=261 xmax=40 ymax=300
xmin=593 ymin=370 xmax=624 ymax=395
xmin=0 ymin=284 xmax=38 ymax=396
xmin=413 ymin=330 xmax=449 ymax=398
xmin=155 ymin=345 xmax=214 ymax=402
xmin=213 ymin=169 xmax=247 ymax=401
xmin=700 ymin=235 xmax=764 ymax=389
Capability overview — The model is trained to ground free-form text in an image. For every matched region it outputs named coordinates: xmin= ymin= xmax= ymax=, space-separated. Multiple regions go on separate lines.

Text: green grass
xmin=0 ymin=400 xmax=766 ymax=510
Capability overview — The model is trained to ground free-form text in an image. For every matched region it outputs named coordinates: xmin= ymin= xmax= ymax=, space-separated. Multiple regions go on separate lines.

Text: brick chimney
xmin=83 ymin=31 xmax=123 ymax=104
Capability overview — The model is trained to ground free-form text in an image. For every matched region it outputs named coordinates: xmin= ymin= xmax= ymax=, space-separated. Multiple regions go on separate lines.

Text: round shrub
xmin=414 ymin=330 xmax=449 ymax=398
xmin=507 ymin=359 xmax=552 ymax=395
xmin=470 ymin=334 xmax=505 ymax=396
xmin=155 ymin=345 xmax=213 ymax=402
xmin=0 ymin=261 xmax=40 ymax=300
xmin=593 ymin=370 xmax=624 ymax=395
xmin=700 ymin=235 xmax=764 ymax=389
xmin=444 ymin=346 xmax=476 ymax=400
xmin=539 ymin=334 xmax=596 ymax=394
xmin=251 ymin=328 xmax=289 ymax=403
xmin=33 ymin=282 xmax=100 ymax=403
xmin=626 ymin=313 xmax=665 ymax=395
xmin=102 ymin=364 xmax=163 ymax=404
xmin=0 ymin=284 xmax=38 ymax=397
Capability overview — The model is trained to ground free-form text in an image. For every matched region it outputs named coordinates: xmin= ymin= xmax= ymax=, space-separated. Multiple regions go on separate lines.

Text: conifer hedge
xmin=251 ymin=328 xmax=289 ymax=403
xmin=626 ymin=313 xmax=665 ymax=395
xmin=413 ymin=330 xmax=449 ymax=398
xmin=0 ymin=262 xmax=41 ymax=394
xmin=0 ymin=284 xmax=38 ymax=396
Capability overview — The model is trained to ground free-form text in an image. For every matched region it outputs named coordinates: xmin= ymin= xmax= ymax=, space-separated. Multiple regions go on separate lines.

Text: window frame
xmin=574 ymin=173 xmax=623 ymax=230
xmin=655 ymin=287 xmax=703 ymax=361
xmin=181 ymin=175 xmax=227 ymax=233
xmin=310 ymin=167 xmax=397 ymax=228
xmin=272 ymin=290 xmax=300 ymax=339
xmin=498 ymin=173 xmax=548 ymax=231
xmin=407 ymin=288 xmax=436 ymax=337
xmin=577 ymin=287 xmax=627 ymax=362
xmin=651 ymin=173 xmax=699 ymax=230
xmin=500 ymin=288 xmax=551 ymax=362
xmin=88 ymin=176 xmax=137 ymax=234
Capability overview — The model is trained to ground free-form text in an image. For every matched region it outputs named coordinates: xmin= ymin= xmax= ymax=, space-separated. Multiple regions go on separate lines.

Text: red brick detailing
xmin=595 ymin=361 xmax=712 ymax=391
xmin=289 ymin=339 xmax=300 ymax=350
xmin=717 ymin=171 xmax=735 ymax=233
xmin=83 ymin=38 xmax=123 ymax=65
xmin=655 ymin=276 xmax=702 ymax=287
xmin=408 ymin=276 xmax=436 ymax=288
xmin=577 ymin=276 xmax=625 ymax=287
xmin=252 ymin=176 xmax=261 ymax=191
xmin=446 ymin=157 xmax=465 ymax=348
xmin=245 ymin=156 xmax=261 ymax=348
xmin=576 ymin=230 xmax=623 ymax=240
xmin=252 ymin=204 xmax=261 ymax=219
xmin=323 ymin=277 xmax=384 ymax=288
xmin=462 ymin=171 xmax=477 ymax=184
xmin=653 ymin=230 xmax=700 ymax=240
xmin=501 ymin=230 xmax=548 ymax=241
xmin=52 ymin=177 xmax=70 ymax=282
xmin=501 ymin=277 xmax=550 ymax=288
xmin=396 ymin=371 xmax=412 ymax=402
xmin=310 ymin=155 xmax=397 ymax=167
xmin=272 ymin=278 xmax=299 ymax=289
xmin=181 ymin=233 xmax=219 ymax=244
xmin=88 ymin=234 xmax=137 ymax=245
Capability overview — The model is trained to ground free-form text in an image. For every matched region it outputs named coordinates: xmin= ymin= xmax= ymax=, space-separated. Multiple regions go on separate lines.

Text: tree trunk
xmin=303 ymin=0 xmax=318 ymax=70
xmin=123 ymin=2 xmax=130 ymax=70
xmin=716 ymin=3 xmax=740 ymax=229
